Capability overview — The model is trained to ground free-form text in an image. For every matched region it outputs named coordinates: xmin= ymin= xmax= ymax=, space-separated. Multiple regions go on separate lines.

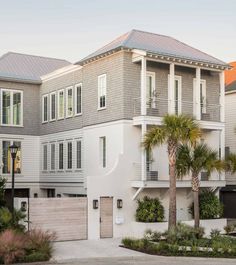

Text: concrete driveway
xmin=52 ymin=238 xmax=145 ymax=261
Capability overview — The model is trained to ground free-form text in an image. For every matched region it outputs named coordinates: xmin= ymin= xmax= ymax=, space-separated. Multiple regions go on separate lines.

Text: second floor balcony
xmin=133 ymin=97 xmax=221 ymax=123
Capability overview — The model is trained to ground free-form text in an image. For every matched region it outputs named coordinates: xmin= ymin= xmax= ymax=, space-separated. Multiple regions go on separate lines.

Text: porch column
xmin=219 ymin=71 xmax=225 ymax=122
xmin=168 ymin=63 xmax=175 ymax=114
xmin=220 ymin=128 xmax=225 ymax=180
xmin=141 ymin=56 xmax=147 ymax=116
xmin=141 ymin=123 xmax=147 ymax=181
xmin=195 ymin=67 xmax=201 ymax=120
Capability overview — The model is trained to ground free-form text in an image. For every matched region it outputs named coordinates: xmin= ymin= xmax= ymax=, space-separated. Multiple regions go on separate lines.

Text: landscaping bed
xmin=122 ymin=223 xmax=236 ymax=258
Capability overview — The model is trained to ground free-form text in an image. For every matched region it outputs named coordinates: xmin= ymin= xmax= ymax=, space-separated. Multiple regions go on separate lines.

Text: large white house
xmin=0 ymin=30 xmax=229 ymax=239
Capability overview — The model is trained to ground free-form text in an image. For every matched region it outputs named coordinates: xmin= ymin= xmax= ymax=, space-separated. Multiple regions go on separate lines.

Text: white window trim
xmin=42 ymin=94 xmax=49 ymax=123
xmin=66 ymin=140 xmax=73 ymax=170
xmin=50 ymin=92 xmax=56 ymax=122
xmin=42 ymin=143 xmax=48 ymax=171
xmin=146 ymin=71 xmax=156 ymax=108
xmin=75 ymin=83 xmax=82 ymax=116
xmin=57 ymin=89 xmax=65 ymax=120
xmin=0 ymin=140 xmax=22 ymax=175
xmin=174 ymin=75 xmax=182 ymax=115
xmin=97 ymin=74 xmax=107 ymax=110
xmin=1 ymin=89 xmax=23 ymax=127
xmin=66 ymin=86 xmax=74 ymax=118
xmin=58 ymin=141 xmax=64 ymax=171
xmin=76 ymin=139 xmax=82 ymax=170
xmin=50 ymin=143 xmax=56 ymax=171
xmin=193 ymin=78 xmax=207 ymax=114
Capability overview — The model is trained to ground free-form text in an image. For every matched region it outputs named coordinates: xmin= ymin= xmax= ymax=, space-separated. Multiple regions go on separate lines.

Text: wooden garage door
xmin=100 ymin=197 xmax=113 ymax=238
xmin=29 ymin=197 xmax=87 ymax=241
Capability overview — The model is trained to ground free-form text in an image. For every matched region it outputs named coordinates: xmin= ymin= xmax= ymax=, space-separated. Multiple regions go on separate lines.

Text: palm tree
xmin=143 ymin=114 xmax=201 ymax=229
xmin=176 ymin=143 xmax=223 ymax=228
xmin=224 ymin=153 xmax=236 ymax=174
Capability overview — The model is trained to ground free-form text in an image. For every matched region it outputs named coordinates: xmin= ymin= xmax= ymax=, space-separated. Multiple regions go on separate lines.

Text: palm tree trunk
xmin=168 ymin=140 xmax=177 ymax=230
xmin=192 ymin=173 xmax=200 ymax=228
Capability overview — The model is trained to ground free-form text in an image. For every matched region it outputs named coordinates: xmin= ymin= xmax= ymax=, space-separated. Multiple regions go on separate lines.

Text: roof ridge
xmin=131 ymin=29 xmax=171 ymax=39
xmin=2 ymin=51 xmax=70 ymax=63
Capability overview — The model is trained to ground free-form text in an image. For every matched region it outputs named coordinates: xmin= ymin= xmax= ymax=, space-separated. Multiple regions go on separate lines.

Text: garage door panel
xmin=29 ymin=198 xmax=87 ymax=241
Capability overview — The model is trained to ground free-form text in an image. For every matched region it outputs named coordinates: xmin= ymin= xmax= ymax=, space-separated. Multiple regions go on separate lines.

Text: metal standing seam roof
xmin=78 ymin=29 xmax=228 ymax=67
xmin=0 ymin=52 xmax=71 ymax=84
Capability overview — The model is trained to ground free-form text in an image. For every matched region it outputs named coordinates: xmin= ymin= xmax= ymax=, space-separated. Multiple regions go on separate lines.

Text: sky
xmin=0 ymin=0 xmax=235 ymax=63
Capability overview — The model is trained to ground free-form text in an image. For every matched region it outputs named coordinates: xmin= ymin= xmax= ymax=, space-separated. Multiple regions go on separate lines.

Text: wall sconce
xmin=117 ymin=199 xmax=123 ymax=209
xmin=21 ymin=201 xmax=27 ymax=212
xmin=93 ymin=199 xmax=99 ymax=209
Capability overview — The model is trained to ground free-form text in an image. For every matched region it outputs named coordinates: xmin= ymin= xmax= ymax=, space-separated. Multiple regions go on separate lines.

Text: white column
xmin=219 ymin=71 xmax=225 ymax=122
xmin=195 ymin=67 xmax=201 ymax=120
xmin=168 ymin=63 xmax=175 ymax=114
xmin=141 ymin=123 xmax=147 ymax=181
xmin=141 ymin=56 xmax=147 ymax=115
xmin=220 ymin=128 xmax=225 ymax=180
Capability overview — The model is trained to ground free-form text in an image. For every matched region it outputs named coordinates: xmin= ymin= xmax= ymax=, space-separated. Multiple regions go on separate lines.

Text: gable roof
xmin=78 ymin=29 xmax=228 ymax=67
xmin=0 ymin=52 xmax=71 ymax=84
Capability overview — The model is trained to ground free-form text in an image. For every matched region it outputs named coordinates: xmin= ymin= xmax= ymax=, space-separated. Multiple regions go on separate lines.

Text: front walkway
xmin=52 ymin=238 xmax=146 ymax=261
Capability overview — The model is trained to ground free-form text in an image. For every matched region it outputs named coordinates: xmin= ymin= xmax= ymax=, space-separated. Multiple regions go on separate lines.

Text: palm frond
xmin=142 ymin=126 xmax=166 ymax=150
xmin=176 ymin=144 xmax=192 ymax=178
xmin=224 ymin=153 xmax=236 ymax=173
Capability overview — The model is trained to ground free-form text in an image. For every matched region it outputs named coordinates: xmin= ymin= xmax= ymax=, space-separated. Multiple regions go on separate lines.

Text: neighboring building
xmin=0 ymin=52 xmax=70 ymax=201
xmin=221 ymin=61 xmax=236 ymax=218
xmin=0 ymin=30 xmax=229 ymax=238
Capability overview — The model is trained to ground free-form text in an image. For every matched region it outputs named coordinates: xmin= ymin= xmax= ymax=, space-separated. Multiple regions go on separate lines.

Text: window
xmin=58 ymin=89 xmax=64 ymax=119
xmin=174 ymin=76 xmax=182 ymax=115
xmin=99 ymin=137 xmax=106 ymax=168
xmin=67 ymin=142 xmax=73 ymax=169
xmin=1 ymin=89 xmax=23 ymax=126
xmin=76 ymin=140 xmax=82 ymax=169
xmin=66 ymin=87 xmax=73 ymax=117
xmin=58 ymin=142 xmax=64 ymax=170
xmin=2 ymin=140 xmax=21 ymax=174
xmin=98 ymin=74 xmax=106 ymax=109
xmin=2 ymin=141 xmax=10 ymax=174
xmin=43 ymin=144 xmax=48 ymax=171
xmin=42 ymin=94 xmax=48 ymax=123
xmin=75 ymin=84 xmax=82 ymax=115
xmin=50 ymin=143 xmax=56 ymax=170
xmin=146 ymin=72 xmax=156 ymax=108
xmin=50 ymin=92 xmax=56 ymax=121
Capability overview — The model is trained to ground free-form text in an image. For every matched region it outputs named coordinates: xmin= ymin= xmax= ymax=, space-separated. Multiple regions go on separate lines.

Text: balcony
xmin=132 ymin=162 xmax=226 ymax=189
xmin=133 ymin=97 xmax=221 ymax=123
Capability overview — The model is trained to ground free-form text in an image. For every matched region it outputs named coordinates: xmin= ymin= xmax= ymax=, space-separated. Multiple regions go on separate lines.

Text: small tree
xmin=176 ymin=143 xmax=223 ymax=228
xmin=0 ymin=176 xmax=7 ymax=208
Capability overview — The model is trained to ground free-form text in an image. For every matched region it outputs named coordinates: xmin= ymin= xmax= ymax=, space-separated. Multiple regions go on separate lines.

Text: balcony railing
xmin=133 ymin=97 xmax=221 ymax=122
xmin=133 ymin=161 xmax=158 ymax=181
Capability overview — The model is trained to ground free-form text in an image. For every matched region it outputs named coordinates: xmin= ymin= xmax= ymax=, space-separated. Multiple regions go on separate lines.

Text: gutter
xmin=0 ymin=75 xmax=42 ymax=85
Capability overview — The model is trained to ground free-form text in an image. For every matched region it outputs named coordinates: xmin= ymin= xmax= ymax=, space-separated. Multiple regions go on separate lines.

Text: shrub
xmin=143 ymin=229 xmax=162 ymax=241
xmin=224 ymin=224 xmax=235 ymax=235
xmin=210 ymin=229 xmax=221 ymax=239
xmin=189 ymin=190 xmax=223 ymax=219
xmin=164 ymin=223 xmax=205 ymax=244
xmin=25 ymin=229 xmax=56 ymax=260
xmin=0 ymin=208 xmax=26 ymax=233
xmin=0 ymin=229 xmax=26 ymax=264
xmin=0 ymin=177 xmax=7 ymax=208
xmin=135 ymin=196 xmax=164 ymax=222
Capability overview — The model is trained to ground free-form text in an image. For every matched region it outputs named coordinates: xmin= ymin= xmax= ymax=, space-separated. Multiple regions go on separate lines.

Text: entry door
xmin=146 ymin=72 xmax=156 ymax=108
xmin=100 ymin=197 xmax=113 ymax=238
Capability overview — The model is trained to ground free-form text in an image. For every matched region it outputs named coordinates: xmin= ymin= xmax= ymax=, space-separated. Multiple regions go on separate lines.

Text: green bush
xmin=224 ymin=224 xmax=235 ymax=235
xmin=0 ymin=208 xmax=26 ymax=233
xmin=144 ymin=229 xmax=162 ymax=241
xmin=189 ymin=190 xmax=223 ymax=219
xmin=163 ymin=223 xmax=205 ymax=244
xmin=210 ymin=229 xmax=221 ymax=239
xmin=135 ymin=196 xmax=164 ymax=222
xmin=0 ymin=177 xmax=6 ymax=208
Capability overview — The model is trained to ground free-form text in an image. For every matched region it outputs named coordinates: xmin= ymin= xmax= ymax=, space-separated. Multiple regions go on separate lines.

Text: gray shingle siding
xmin=0 ymin=81 xmax=40 ymax=135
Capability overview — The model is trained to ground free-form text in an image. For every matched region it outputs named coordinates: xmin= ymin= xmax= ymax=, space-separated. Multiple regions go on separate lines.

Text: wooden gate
xmin=100 ymin=197 xmax=113 ymax=238
xmin=29 ymin=197 xmax=87 ymax=241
